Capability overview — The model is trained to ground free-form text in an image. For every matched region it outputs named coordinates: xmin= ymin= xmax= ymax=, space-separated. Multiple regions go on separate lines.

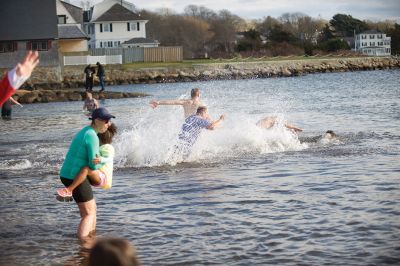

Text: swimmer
xmin=150 ymin=88 xmax=207 ymax=119
xmin=256 ymin=116 xmax=303 ymax=133
xmin=299 ymin=130 xmax=337 ymax=143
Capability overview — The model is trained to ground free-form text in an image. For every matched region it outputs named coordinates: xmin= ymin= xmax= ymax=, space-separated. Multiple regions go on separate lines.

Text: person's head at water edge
xmin=87 ymin=237 xmax=140 ymax=266
xmin=90 ymin=107 xmax=115 ymax=134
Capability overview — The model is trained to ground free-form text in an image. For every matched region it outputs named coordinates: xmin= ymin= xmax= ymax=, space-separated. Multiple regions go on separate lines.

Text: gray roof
xmin=61 ymin=1 xmax=83 ymax=25
xmin=360 ymin=30 xmax=382 ymax=34
xmin=94 ymin=4 xmax=143 ymax=22
xmin=124 ymin=38 xmax=159 ymax=44
xmin=0 ymin=0 xmax=58 ymax=41
xmin=58 ymin=25 xmax=89 ymax=40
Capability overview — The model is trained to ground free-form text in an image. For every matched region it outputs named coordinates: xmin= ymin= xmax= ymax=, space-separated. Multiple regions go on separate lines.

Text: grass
xmin=122 ymin=54 xmax=369 ymax=70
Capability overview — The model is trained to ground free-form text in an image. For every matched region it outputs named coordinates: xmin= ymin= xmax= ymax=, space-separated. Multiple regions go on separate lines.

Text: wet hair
xmin=191 ymin=88 xmax=200 ymax=98
xmin=325 ymin=130 xmax=336 ymax=138
xmin=196 ymin=106 xmax=207 ymax=115
xmin=88 ymin=237 xmax=140 ymax=266
xmin=98 ymin=123 xmax=117 ymax=145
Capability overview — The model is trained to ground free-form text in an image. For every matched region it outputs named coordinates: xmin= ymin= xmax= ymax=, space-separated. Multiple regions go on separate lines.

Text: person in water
xmin=175 ymin=106 xmax=224 ymax=158
xmin=58 ymin=107 xmax=115 ymax=239
xmin=299 ymin=130 xmax=337 ymax=143
xmin=83 ymin=92 xmax=99 ymax=115
xmin=256 ymin=116 xmax=303 ymax=133
xmin=149 ymin=88 xmax=207 ymax=119
xmin=0 ymin=50 xmax=39 ymax=106
xmin=1 ymin=96 xmax=23 ymax=120
xmin=57 ymin=123 xmax=117 ymax=200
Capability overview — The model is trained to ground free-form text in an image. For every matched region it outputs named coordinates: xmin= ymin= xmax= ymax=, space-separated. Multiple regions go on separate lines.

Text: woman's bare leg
xmin=77 ymin=199 xmax=97 ymax=239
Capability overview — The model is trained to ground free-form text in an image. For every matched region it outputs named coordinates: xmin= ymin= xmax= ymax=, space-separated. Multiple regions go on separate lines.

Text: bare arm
xmin=9 ymin=97 xmax=22 ymax=107
xmin=207 ymin=115 xmax=225 ymax=130
xmin=149 ymin=99 xmax=186 ymax=108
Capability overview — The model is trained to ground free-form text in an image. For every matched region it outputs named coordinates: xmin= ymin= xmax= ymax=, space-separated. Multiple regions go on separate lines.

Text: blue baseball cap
xmin=90 ymin=107 xmax=116 ymax=121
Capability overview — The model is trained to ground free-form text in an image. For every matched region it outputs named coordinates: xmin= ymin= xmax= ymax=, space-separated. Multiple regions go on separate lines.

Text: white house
xmin=83 ymin=0 xmax=158 ymax=49
xmin=355 ymin=30 xmax=391 ymax=56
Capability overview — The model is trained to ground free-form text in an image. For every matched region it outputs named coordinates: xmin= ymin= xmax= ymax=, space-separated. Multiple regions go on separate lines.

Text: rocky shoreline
xmin=6 ymin=56 xmax=400 ymax=104
xmin=12 ymin=89 xmax=149 ymax=104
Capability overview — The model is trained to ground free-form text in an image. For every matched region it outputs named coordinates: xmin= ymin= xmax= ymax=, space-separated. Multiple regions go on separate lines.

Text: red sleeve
xmin=0 ymin=73 xmax=16 ymax=106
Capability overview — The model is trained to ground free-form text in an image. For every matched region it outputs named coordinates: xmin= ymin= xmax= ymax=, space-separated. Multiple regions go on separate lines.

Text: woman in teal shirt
xmin=59 ymin=107 xmax=115 ymax=239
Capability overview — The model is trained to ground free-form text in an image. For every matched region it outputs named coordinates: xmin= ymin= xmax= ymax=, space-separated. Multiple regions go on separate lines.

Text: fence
xmin=63 ymin=55 xmax=122 ymax=66
xmin=89 ymin=46 xmax=182 ymax=63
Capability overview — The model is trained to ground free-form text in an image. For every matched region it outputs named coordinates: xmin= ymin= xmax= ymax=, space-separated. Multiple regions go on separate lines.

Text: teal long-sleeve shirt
xmin=60 ymin=126 xmax=103 ymax=180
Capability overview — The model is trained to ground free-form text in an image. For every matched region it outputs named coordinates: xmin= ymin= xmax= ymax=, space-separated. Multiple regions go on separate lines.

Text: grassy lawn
xmin=122 ymin=55 xmax=368 ymax=70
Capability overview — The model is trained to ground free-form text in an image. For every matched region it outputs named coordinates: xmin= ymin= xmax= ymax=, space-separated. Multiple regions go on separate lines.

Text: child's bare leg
xmin=86 ymin=169 xmax=102 ymax=186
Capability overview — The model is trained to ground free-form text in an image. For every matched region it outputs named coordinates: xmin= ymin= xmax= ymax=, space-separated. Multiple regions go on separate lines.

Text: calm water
xmin=0 ymin=70 xmax=399 ymax=265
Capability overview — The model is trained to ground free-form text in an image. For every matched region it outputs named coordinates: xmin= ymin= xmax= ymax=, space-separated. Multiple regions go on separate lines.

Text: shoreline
xmin=7 ymin=56 xmax=400 ymax=104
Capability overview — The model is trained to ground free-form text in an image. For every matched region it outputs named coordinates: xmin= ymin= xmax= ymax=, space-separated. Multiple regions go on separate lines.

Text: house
xmin=83 ymin=0 xmax=158 ymax=49
xmin=0 ymin=0 xmax=59 ymax=68
xmin=355 ymin=30 xmax=391 ymax=56
xmin=0 ymin=0 xmax=88 ymax=68
xmin=56 ymin=0 xmax=89 ymax=53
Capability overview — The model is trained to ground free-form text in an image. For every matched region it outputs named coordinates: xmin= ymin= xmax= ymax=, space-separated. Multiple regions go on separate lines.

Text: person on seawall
xmin=0 ymin=50 xmax=39 ymax=106
xmin=96 ymin=62 xmax=105 ymax=92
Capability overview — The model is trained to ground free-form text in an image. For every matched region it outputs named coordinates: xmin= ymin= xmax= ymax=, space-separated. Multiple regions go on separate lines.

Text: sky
xmin=73 ymin=0 xmax=400 ymax=22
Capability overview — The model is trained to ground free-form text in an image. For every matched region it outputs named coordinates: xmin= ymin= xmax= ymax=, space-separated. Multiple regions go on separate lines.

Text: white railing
xmin=63 ymin=55 xmax=122 ymax=65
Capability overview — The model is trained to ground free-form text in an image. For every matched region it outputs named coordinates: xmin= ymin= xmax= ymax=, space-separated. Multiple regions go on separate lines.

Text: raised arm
xmin=0 ymin=51 xmax=39 ymax=106
xmin=149 ymin=99 xmax=186 ymax=108
xmin=207 ymin=115 xmax=225 ymax=130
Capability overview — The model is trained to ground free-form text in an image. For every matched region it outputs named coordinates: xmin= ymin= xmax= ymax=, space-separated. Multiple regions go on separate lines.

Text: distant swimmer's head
xmin=191 ymin=88 xmax=200 ymax=99
xmin=196 ymin=106 xmax=208 ymax=117
xmin=324 ymin=130 xmax=337 ymax=139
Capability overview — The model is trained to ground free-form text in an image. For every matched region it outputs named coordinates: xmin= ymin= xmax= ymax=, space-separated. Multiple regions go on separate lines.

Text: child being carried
xmin=57 ymin=123 xmax=117 ymax=200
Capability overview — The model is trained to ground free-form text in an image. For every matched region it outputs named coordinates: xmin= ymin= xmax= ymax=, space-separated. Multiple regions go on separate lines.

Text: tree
xmin=388 ymin=23 xmax=400 ymax=55
xmin=329 ymin=14 xmax=370 ymax=36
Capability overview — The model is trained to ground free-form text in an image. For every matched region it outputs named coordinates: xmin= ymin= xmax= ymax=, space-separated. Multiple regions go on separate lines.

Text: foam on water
xmin=0 ymin=159 xmax=32 ymax=170
xmin=114 ymin=108 xmax=307 ymax=167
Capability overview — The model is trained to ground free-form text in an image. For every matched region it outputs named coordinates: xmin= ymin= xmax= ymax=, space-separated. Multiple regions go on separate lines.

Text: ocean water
xmin=0 ymin=69 xmax=399 ymax=265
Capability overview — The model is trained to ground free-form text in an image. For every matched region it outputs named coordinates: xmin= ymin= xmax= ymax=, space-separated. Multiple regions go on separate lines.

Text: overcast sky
xmin=75 ymin=0 xmax=400 ymax=22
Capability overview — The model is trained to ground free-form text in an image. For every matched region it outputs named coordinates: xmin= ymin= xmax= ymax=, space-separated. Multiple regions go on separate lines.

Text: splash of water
xmin=114 ymin=108 xmax=307 ymax=168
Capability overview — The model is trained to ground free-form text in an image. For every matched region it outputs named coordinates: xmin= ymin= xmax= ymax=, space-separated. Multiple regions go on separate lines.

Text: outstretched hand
xmin=16 ymin=51 xmax=39 ymax=78
xmin=149 ymin=100 xmax=158 ymax=108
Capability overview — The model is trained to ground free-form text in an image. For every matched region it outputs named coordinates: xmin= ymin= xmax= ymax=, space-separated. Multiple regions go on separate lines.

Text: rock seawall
xmin=62 ymin=57 xmax=400 ymax=88
xmin=2 ymin=57 xmax=399 ymax=104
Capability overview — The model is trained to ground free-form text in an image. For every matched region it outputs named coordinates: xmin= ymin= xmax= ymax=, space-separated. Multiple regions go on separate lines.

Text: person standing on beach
xmin=84 ymin=64 xmax=95 ymax=92
xmin=96 ymin=62 xmax=105 ymax=92
xmin=59 ymin=107 xmax=116 ymax=239
xmin=149 ymin=88 xmax=206 ymax=119
xmin=1 ymin=96 xmax=23 ymax=120
xmin=0 ymin=50 xmax=39 ymax=106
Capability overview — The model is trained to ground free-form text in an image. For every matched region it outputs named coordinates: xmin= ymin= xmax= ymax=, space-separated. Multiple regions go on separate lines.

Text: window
xmin=370 ymin=35 xmax=375 ymax=39
xmin=58 ymin=15 xmax=66 ymax=24
xmin=108 ymin=41 xmax=113 ymax=47
xmin=29 ymin=41 xmax=50 ymax=51
xmin=127 ymin=22 xmax=140 ymax=31
xmin=0 ymin=42 xmax=17 ymax=53
xmin=101 ymin=23 xmax=113 ymax=32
